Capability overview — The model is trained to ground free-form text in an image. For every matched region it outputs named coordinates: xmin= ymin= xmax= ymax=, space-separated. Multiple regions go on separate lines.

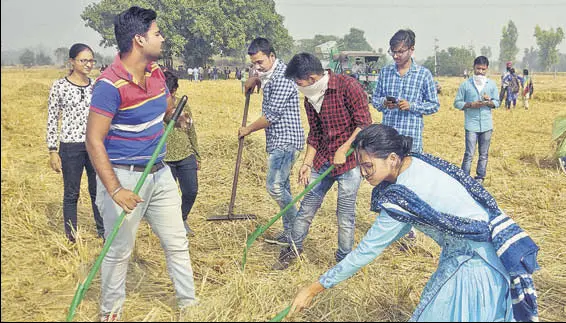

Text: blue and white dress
xmin=319 ymin=157 xmax=515 ymax=322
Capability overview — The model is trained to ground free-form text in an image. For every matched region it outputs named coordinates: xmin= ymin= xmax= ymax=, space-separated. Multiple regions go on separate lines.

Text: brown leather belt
xmin=112 ymin=161 xmax=166 ymax=173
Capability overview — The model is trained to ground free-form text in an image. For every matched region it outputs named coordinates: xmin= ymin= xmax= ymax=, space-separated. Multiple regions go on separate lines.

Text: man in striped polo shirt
xmin=85 ymin=6 xmax=196 ymax=321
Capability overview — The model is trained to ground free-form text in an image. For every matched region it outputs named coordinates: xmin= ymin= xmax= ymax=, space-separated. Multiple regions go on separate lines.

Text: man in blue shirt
xmin=454 ymin=56 xmax=500 ymax=184
xmin=372 ymin=29 xmax=439 ymax=153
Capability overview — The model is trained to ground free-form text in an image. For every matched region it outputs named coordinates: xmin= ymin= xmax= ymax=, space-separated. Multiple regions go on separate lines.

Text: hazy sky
xmin=2 ymin=0 xmax=566 ymax=61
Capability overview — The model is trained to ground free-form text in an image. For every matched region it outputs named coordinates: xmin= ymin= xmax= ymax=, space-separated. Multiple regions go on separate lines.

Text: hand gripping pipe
xmin=241 ymin=148 xmax=355 ymax=270
xmin=66 ymin=95 xmax=189 ymax=321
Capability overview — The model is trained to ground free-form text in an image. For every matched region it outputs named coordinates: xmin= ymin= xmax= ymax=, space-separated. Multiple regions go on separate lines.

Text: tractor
xmin=316 ymin=43 xmax=381 ymax=98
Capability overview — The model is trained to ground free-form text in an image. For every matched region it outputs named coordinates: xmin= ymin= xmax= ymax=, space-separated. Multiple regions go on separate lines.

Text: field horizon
xmin=1 ymin=68 xmax=565 ymax=322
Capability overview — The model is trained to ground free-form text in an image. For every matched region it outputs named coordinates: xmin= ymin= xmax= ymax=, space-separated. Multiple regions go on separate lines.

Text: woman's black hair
xmin=69 ymin=43 xmax=93 ymax=59
xmin=352 ymin=124 xmax=413 ymax=159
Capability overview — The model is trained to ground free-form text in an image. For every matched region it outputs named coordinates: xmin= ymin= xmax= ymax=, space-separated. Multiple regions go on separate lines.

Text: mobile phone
xmin=386 ymin=96 xmax=397 ymax=103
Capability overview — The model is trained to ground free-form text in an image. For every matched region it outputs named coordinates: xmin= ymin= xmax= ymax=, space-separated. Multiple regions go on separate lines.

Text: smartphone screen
xmin=386 ymin=96 xmax=397 ymax=103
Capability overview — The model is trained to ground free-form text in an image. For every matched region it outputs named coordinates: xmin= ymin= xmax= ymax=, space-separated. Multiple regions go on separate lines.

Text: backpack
xmin=509 ymin=75 xmax=519 ymax=93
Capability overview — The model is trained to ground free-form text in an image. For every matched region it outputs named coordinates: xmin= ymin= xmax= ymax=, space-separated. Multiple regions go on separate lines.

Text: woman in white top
xmin=46 ymin=43 xmax=104 ymax=243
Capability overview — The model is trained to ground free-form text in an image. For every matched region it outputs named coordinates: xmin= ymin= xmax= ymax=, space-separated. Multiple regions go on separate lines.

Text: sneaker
xmin=264 ymin=231 xmax=289 ymax=246
xmin=100 ymin=313 xmax=120 ymax=322
xmin=559 ymin=157 xmax=566 ymax=175
xmin=272 ymin=247 xmax=302 ymax=270
xmin=474 ymin=177 xmax=484 ymax=185
xmin=183 ymin=221 xmax=195 ymax=237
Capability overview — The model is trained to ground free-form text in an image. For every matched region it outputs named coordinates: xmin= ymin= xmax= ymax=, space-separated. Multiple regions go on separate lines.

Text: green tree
xmin=422 ymin=46 xmax=475 ymax=76
xmin=556 ymin=53 xmax=566 ymax=72
xmin=480 ymin=46 xmax=492 ymax=59
xmin=534 ymin=25 xmax=565 ymax=72
xmin=19 ymin=49 xmax=35 ymax=67
xmin=499 ymin=20 xmax=519 ymax=69
xmin=81 ymin=0 xmax=293 ymax=68
xmin=342 ymin=28 xmax=373 ymax=51
xmin=54 ymin=47 xmax=69 ymax=67
xmin=522 ymin=47 xmax=541 ymax=71
xmin=36 ymin=51 xmax=53 ymax=66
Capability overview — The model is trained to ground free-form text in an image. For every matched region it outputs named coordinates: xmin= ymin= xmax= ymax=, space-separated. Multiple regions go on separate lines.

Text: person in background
xmin=273 ymin=52 xmax=372 ymax=270
xmin=46 ymin=43 xmax=104 ymax=243
xmin=163 ymin=70 xmax=200 ymax=236
xmin=503 ymin=68 xmax=523 ymax=109
xmin=522 ymin=69 xmax=534 ymax=109
xmin=187 ymin=66 xmax=193 ymax=82
xmin=454 ymin=56 xmax=500 ymax=185
xmin=240 ymin=67 xmax=249 ymax=94
xmin=86 ymin=6 xmax=196 ymax=321
xmin=499 ymin=61 xmax=512 ymax=103
xmin=239 ymin=37 xmax=305 ymax=247
xmin=289 ymin=123 xmax=539 ymax=322
xmin=193 ymin=67 xmax=199 ymax=82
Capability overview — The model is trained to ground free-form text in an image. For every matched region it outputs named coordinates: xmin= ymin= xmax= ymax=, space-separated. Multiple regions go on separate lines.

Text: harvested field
xmin=1 ymin=68 xmax=565 ymax=321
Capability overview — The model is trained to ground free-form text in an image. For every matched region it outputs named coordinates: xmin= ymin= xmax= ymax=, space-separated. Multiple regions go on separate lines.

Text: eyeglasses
xmin=387 ymin=47 xmax=410 ymax=57
xmin=77 ymin=59 xmax=97 ymax=65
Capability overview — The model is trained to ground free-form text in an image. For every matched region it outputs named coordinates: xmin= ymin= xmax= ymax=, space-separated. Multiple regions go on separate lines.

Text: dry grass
xmin=1 ymin=68 xmax=565 ymax=322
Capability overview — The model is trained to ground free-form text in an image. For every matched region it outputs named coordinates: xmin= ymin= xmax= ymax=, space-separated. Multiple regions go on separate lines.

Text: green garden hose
xmin=66 ymin=95 xmax=189 ymax=321
xmin=241 ymin=148 xmax=355 ymax=270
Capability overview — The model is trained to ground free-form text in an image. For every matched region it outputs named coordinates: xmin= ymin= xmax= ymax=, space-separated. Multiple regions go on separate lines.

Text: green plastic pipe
xmin=241 ymin=148 xmax=354 ymax=270
xmin=66 ymin=95 xmax=189 ymax=322
xmin=269 ymin=305 xmax=291 ymax=322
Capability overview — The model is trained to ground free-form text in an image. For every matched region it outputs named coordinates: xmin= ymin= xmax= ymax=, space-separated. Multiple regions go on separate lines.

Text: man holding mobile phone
xmin=372 ymin=29 xmax=439 ymax=154
xmin=454 ymin=56 xmax=500 ymax=184
xmin=372 ymin=29 xmax=439 ymax=247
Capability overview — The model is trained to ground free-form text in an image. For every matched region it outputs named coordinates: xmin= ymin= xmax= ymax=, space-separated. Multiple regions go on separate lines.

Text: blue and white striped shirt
xmin=372 ymin=60 xmax=439 ymax=153
xmin=262 ymin=59 xmax=305 ymax=153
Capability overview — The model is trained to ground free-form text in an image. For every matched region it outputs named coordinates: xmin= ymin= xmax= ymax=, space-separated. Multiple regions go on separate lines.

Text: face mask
xmin=298 ymin=71 xmax=329 ymax=113
xmin=473 ymin=74 xmax=487 ymax=83
xmin=473 ymin=74 xmax=487 ymax=92
xmin=257 ymin=58 xmax=278 ymax=88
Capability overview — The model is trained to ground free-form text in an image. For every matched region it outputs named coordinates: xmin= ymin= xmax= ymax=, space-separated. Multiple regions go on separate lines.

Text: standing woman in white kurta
xmin=46 ymin=43 xmax=104 ymax=243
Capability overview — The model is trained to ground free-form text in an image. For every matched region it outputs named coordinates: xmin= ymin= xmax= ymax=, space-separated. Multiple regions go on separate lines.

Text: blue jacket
xmin=454 ymin=77 xmax=500 ymax=132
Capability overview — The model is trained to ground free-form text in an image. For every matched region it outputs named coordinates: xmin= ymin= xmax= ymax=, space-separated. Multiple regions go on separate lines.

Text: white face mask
xmin=298 ymin=71 xmax=329 ymax=113
xmin=257 ymin=59 xmax=278 ymax=88
xmin=473 ymin=74 xmax=487 ymax=92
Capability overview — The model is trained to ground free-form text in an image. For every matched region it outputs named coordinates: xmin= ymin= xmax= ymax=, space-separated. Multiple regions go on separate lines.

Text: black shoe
xmin=264 ymin=231 xmax=290 ymax=247
xmin=272 ymin=247 xmax=302 ymax=270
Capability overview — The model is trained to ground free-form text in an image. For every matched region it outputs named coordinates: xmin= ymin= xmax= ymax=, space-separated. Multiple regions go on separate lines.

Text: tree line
xmin=2 ymin=0 xmax=564 ymax=75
